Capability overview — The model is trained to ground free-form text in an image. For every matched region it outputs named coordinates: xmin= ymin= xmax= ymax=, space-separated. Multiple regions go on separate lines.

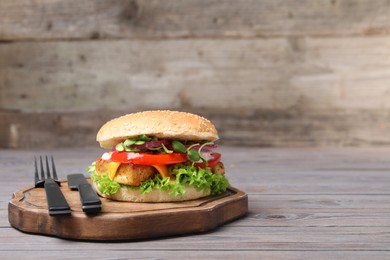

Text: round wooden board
xmin=8 ymin=179 xmax=248 ymax=241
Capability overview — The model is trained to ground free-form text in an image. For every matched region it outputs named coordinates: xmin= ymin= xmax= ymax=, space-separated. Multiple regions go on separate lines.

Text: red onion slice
xmin=131 ymin=139 xmax=171 ymax=150
xmin=187 ymin=143 xmax=217 ymax=152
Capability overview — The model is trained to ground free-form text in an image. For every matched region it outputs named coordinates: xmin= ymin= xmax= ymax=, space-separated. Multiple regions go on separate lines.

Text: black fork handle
xmin=44 ymin=179 xmax=71 ymax=215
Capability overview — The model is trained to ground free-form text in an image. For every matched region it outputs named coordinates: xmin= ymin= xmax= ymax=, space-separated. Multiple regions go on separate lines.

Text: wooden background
xmin=1 ymin=0 xmax=390 ymax=148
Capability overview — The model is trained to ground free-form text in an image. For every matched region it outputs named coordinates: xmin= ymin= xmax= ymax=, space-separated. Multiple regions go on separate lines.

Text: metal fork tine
xmin=51 ymin=156 xmax=59 ymax=181
xmin=34 ymin=157 xmax=38 ymax=178
xmin=34 ymin=157 xmax=39 ymax=183
xmin=45 ymin=156 xmax=51 ymax=179
xmin=34 ymin=156 xmax=45 ymax=188
xmin=51 ymin=156 xmax=57 ymax=179
xmin=39 ymin=156 xmax=45 ymax=180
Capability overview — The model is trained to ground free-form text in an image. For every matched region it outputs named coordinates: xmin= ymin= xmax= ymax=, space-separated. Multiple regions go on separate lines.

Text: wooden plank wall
xmin=1 ymin=0 xmax=390 ymax=148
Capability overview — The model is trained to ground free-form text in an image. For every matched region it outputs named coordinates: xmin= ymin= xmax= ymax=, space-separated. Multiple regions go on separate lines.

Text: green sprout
xmin=115 ymin=135 xmax=215 ymax=166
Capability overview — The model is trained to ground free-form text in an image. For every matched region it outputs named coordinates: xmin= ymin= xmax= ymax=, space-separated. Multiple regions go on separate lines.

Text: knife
xmin=67 ymin=174 xmax=102 ymax=213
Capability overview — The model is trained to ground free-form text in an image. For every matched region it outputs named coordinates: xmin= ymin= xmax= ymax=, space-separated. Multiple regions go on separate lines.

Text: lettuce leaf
xmin=87 ymin=162 xmax=230 ymax=197
xmin=90 ymin=171 xmax=120 ymax=195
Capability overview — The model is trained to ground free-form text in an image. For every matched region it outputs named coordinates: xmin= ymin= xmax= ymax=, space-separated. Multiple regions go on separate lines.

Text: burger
xmin=87 ymin=110 xmax=230 ymax=202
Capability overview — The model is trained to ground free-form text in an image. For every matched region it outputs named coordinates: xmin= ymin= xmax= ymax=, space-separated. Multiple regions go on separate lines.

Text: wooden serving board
xmin=8 ymin=179 xmax=248 ymax=241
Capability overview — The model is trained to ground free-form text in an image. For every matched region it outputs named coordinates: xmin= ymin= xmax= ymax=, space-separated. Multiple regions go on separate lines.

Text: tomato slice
xmin=109 ymin=151 xmax=221 ymax=168
xmin=110 ymin=151 xmax=187 ymax=165
xmin=194 ymin=153 xmax=221 ymax=169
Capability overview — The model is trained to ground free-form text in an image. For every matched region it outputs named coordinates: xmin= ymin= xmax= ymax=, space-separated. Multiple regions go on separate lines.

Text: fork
xmin=34 ymin=156 xmax=71 ymax=216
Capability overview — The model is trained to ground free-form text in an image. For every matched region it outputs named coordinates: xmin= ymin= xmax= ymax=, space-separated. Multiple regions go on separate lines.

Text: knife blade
xmin=67 ymin=174 xmax=101 ymax=213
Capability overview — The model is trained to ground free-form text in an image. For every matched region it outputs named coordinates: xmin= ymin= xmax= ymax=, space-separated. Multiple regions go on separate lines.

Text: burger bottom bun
xmin=93 ymin=182 xmax=211 ymax=202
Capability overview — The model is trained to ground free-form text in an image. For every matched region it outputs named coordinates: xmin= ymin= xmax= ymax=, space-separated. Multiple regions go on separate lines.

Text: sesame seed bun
xmin=96 ymin=110 xmax=219 ymax=149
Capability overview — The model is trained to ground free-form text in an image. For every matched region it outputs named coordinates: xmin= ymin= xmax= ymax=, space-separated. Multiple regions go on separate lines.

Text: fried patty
xmin=95 ymin=158 xmax=156 ymax=186
xmin=213 ymin=162 xmax=225 ymax=176
xmin=95 ymin=158 xmax=225 ymax=186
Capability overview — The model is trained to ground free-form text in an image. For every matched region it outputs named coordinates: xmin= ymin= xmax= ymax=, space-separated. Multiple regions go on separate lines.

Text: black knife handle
xmin=44 ymin=179 xmax=71 ymax=216
xmin=78 ymin=183 xmax=102 ymax=213
xmin=67 ymin=173 xmax=87 ymax=190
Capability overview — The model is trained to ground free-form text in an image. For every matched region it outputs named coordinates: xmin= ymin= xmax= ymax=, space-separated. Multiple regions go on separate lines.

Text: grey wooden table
xmin=1 ymin=147 xmax=390 ymax=259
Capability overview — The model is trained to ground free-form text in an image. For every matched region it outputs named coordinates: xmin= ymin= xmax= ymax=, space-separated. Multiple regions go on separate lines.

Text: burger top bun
xmin=97 ymin=110 xmax=219 ymax=149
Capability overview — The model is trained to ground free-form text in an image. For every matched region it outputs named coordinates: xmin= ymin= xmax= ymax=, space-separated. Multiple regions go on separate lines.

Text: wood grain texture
xmin=8 ymin=183 xmax=247 ymax=240
xmin=3 ymin=37 xmax=390 ymax=112
xmin=1 ymin=250 xmax=390 ymax=260
xmin=2 ymin=1 xmax=390 ymax=148
xmin=1 ymin=147 xmax=390 ymax=257
xmin=1 ymin=0 xmax=390 ymax=40
xmin=2 ymin=37 xmax=390 ymax=147
xmin=2 ymin=225 xmax=390 ymax=250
